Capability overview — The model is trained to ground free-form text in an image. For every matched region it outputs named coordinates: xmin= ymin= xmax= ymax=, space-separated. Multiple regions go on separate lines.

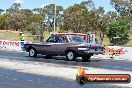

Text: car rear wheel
xmin=29 ymin=48 xmax=37 ymax=57
xmin=82 ymin=55 xmax=91 ymax=62
xmin=66 ymin=50 xmax=77 ymax=61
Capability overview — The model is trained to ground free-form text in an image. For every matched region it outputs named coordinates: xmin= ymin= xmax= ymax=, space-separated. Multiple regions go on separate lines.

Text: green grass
xmin=0 ymin=30 xmax=20 ymax=41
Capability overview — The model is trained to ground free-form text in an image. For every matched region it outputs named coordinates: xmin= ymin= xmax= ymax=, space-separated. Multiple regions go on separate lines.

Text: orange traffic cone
xmin=77 ymin=66 xmax=86 ymax=76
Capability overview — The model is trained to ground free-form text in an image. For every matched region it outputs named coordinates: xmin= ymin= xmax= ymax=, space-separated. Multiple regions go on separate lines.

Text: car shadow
xmin=0 ymin=50 xmax=132 ymax=72
xmin=25 ymin=55 xmax=132 ymax=72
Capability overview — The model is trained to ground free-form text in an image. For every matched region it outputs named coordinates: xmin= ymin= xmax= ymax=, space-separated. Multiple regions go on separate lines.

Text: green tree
xmin=91 ymin=7 xmax=109 ymax=44
xmin=107 ymin=19 xmax=129 ymax=45
xmin=110 ymin=0 xmax=131 ymax=16
xmin=0 ymin=13 xmax=10 ymax=30
xmin=29 ymin=13 xmax=44 ymax=42
xmin=32 ymin=4 xmax=63 ymax=33
xmin=64 ymin=1 xmax=111 ymax=44
xmin=42 ymin=4 xmax=64 ymax=32
xmin=6 ymin=3 xmax=26 ymax=31
xmin=106 ymin=11 xmax=117 ymax=22
xmin=5 ymin=3 xmax=35 ymax=32
xmin=64 ymin=0 xmax=95 ymax=33
xmin=0 ymin=9 xmax=4 ymax=15
xmin=29 ymin=14 xmax=43 ymax=33
xmin=110 ymin=0 xmax=132 ymax=28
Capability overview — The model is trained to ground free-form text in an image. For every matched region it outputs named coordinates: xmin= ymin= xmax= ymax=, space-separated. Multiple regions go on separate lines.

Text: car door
xmin=41 ymin=36 xmax=61 ymax=55
xmin=53 ymin=36 xmax=75 ymax=55
xmin=44 ymin=36 xmax=70 ymax=55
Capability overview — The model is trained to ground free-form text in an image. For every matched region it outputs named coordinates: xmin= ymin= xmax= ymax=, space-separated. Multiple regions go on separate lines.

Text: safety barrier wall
xmin=0 ymin=39 xmax=28 ymax=51
xmin=105 ymin=46 xmax=126 ymax=55
xmin=105 ymin=46 xmax=132 ymax=58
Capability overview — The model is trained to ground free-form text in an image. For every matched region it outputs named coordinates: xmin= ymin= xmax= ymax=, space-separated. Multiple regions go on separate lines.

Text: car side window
xmin=46 ymin=36 xmax=56 ymax=43
xmin=57 ymin=36 xmax=67 ymax=43
xmin=46 ymin=36 xmax=67 ymax=43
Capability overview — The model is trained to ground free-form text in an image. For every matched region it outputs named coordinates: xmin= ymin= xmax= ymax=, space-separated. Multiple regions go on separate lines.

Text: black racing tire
xmin=29 ymin=48 xmax=37 ymax=57
xmin=82 ymin=55 xmax=91 ymax=62
xmin=65 ymin=50 xmax=77 ymax=61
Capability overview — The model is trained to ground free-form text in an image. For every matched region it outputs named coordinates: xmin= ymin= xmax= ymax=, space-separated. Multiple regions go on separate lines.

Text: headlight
xmin=78 ymin=48 xmax=89 ymax=50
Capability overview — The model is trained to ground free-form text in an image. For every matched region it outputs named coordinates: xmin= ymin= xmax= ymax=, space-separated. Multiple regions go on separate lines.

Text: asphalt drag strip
xmin=0 ymin=50 xmax=132 ymax=87
xmin=0 ymin=68 xmax=126 ymax=88
xmin=0 ymin=50 xmax=132 ymax=72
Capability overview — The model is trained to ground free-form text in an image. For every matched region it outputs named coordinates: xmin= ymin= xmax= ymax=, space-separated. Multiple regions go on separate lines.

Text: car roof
xmin=51 ymin=35 xmax=76 ymax=37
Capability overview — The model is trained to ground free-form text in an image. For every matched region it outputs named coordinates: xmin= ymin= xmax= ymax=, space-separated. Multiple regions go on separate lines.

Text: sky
xmin=0 ymin=0 xmax=116 ymax=12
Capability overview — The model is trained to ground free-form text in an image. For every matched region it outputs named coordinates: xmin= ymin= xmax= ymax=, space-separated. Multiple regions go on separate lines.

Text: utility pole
xmin=54 ymin=4 xmax=56 ymax=33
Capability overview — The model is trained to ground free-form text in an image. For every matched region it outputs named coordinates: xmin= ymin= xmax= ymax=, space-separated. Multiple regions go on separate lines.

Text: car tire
xmin=82 ymin=55 xmax=91 ymax=62
xmin=65 ymin=50 xmax=77 ymax=61
xmin=29 ymin=48 xmax=37 ymax=57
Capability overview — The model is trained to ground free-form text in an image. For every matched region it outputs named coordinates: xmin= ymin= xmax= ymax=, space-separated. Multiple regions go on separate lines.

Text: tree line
xmin=0 ymin=0 xmax=131 ymax=45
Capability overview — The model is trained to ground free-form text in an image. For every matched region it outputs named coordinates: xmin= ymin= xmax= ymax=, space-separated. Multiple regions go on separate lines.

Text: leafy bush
xmin=107 ymin=19 xmax=129 ymax=45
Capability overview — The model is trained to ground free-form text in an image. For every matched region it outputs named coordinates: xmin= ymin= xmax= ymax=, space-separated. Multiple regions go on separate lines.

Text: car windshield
xmin=69 ymin=36 xmax=85 ymax=43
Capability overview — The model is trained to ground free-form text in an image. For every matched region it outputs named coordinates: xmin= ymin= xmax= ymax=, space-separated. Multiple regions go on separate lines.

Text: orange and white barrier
xmin=0 ymin=39 xmax=29 ymax=51
xmin=105 ymin=46 xmax=128 ymax=55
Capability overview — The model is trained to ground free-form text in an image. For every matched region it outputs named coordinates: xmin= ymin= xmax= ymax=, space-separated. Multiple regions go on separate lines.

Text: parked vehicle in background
xmin=24 ymin=34 xmax=104 ymax=61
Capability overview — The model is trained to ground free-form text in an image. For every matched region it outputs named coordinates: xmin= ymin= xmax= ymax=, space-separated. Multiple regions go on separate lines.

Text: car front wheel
xmin=66 ymin=50 xmax=77 ymax=61
xmin=29 ymin=48 xmax=37 ymax=57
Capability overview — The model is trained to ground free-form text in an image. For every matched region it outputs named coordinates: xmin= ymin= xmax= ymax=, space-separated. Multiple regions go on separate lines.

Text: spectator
xmin=20 ymin=33 xmax=25 ymax=41
xmin=20 ymin=33 xmax=25 ymax=51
